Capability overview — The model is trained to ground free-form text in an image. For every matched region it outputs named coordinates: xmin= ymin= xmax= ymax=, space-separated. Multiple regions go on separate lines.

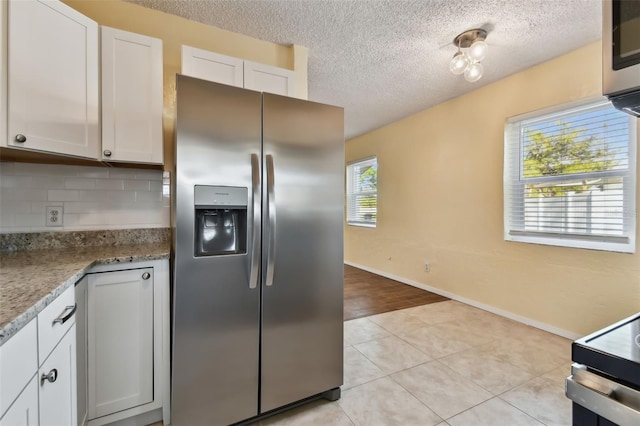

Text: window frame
xmin=504 ymin=97 xmax=637 ymax=253
xmin=346 ymin=156 xmax=378 ymax=228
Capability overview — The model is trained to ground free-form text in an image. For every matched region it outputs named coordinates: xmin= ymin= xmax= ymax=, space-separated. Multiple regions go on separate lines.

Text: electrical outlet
xmin=424 ymin=263 xmax=430 ymax=272
xmin=46 ymin=206 xmax=63 ymax=227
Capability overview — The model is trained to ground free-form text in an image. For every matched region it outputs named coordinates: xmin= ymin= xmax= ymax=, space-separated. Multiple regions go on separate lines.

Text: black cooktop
xmin=572 ymin=312 xmax=640 ymax=390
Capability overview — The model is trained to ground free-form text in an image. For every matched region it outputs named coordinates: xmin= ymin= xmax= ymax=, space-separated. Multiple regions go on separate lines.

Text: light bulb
xmin=449 ymin=51 xmax=469 ymax=75
xmin=464 ymin=61 xmax=483 ymax=82
xmin=468 ymin=39 xmax=488 ymax=61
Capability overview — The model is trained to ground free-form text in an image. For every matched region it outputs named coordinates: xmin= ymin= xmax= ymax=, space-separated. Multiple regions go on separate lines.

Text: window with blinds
xmin=346 ymin=157 xmax=377 ymax=227
xmin=504 ymin=98 xmax=637 ymax=253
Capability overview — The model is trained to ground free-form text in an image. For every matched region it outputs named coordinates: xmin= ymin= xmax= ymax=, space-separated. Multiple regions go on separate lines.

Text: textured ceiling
xmin=124 ymin=0 xmax=602 ymax=140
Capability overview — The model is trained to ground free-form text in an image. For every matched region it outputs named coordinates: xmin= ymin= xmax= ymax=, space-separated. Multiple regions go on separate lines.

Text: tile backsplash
xmin=0 ymin=162 xmax=170 ymax=233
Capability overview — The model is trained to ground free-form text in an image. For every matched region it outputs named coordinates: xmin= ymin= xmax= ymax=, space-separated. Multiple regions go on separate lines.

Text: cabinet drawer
xmin=37 ymin=286 xmax=76 ymax=363
xmin=0 ymin=319 xmax=37 ymax=417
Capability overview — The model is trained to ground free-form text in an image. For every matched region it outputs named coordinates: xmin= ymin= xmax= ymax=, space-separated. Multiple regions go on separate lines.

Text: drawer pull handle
xmin=52 ymin=304 xmax=77 ymax=325
xmin=103 ymin=149 xmax=112 ymax=157
xmin=41 ymin=369 xmax=58 ymax=385
xmin=142 ymin=272 xmax=151 ymax=280
xmin=15 ymin=134 xmax=27 ymax=143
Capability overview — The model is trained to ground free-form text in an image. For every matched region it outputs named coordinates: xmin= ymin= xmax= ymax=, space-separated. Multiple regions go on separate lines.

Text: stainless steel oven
xmin=566 ymin=313 xmax=640 ymax=425
xmin=603 ymin=0 xmax=640 ymax=117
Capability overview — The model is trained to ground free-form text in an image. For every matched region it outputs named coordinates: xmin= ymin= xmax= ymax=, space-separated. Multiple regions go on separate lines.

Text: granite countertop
xmin=0 ymin=241 xmax=170 ymax=346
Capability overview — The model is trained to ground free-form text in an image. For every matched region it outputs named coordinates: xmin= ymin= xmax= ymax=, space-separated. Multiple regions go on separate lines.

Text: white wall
xmin=0 ymin=162 xmax=169 ymax=232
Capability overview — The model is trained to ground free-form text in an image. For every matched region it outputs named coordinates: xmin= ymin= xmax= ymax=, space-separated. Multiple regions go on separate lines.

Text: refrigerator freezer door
xmin=261 ymin=93 xmax=345 ymax=413
xmin=172 ymin=76 xmax=262 ymax=425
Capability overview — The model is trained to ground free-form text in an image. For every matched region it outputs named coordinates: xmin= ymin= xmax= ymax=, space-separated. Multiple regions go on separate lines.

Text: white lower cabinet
xmin=0 ymin=259 xmax=169 ymax=426
xmin=0 ymin=285 xmax=77 ymax=426
xmin=0 ymin=319 xmax=37 ymax=419
xmin=81 ymin=259 xmax=170 ymax=426
xmin=39 ymin=327 xmax=77 ymax=426
xmin=38 ymin=287 xmax=77 ymax=426
xmin=75 ymin=277 xmax=88 ymax=426
xmin=88 ymin=268 xmax=153 ymax=418
xmin=0 ymin=376 xmax=39 ymax=426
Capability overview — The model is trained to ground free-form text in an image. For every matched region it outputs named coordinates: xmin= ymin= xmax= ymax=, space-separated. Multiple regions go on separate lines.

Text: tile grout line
xmin=385 ymin=368 xmax=446 ymax=425
xmin=497 ymin=395 xmax=549 ymax=426
xmin=334 ymin=397 xmax=357 ymax=426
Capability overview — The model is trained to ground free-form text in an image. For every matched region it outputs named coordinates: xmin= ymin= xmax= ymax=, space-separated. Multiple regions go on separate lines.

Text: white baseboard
xmin=344 ymin=260 xmax=581 ymax=340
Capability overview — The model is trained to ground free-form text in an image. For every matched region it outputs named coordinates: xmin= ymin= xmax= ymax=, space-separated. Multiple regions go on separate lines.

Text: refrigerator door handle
xmin=249 ymin=153 xmax=261 ymax=289
xmin=266 ymin=154 xmax=276 ymax=286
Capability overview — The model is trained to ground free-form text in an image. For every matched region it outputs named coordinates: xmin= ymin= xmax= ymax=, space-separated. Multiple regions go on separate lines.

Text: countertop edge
xmin=0 ymin=252 xmax=169 ymax=347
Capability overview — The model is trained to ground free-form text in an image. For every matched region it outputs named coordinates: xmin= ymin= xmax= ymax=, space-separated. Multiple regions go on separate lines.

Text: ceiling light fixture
xmin=449 ymin=29 xmax=488 ymax=83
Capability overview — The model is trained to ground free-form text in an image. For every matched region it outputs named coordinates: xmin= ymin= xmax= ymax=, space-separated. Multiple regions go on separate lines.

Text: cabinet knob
xmin=41 ymin=369 xmax=58 ymax=385
xmin=15 ymin=134 xmax=26 ymax=143
xmin=142 ymin=272 xmax=151 ymax=280
xmin=103 ymin=150 xmax=112 ymax=157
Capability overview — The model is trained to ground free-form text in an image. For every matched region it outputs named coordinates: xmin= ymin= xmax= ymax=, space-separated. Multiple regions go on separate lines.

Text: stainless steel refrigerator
xmin=172 ymin=75 xmax=344 ymax=425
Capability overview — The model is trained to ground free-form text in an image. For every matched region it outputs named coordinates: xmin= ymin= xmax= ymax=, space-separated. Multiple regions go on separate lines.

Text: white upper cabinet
xmin=244 ymin=60 xmax=295 ymax=97
xmin=6 ymin=0 xmax=99 ymax=159
xmin=181 ymin=45 xmax=243 ymax=88
xmin=101 ymin=26 xmax=163 ymax=165
xmin=181 ymin=45 xmax=295 ymax=97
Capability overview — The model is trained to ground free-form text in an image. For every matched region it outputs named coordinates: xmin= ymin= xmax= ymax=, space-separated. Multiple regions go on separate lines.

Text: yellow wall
xmin=63 ymin=0 xmax=306 ymax=170
xmin=345 ymin=42 xmax=640 ymax=336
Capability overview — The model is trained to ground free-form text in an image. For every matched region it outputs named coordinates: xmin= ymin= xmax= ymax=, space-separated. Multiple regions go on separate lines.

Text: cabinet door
xmin=101 ymin=26 xmax=163 ymax=164
xmin=39 ymin=326 xmax=77 ymax=426
xmin=0 ymin=320 xmax=37 ymax=418
xmin=1 ymin=1 xmax=7 ymax=145
xmin=7 ymin=0 xmax=99 ymax=159
xmin=75 ymin=277 xmax=88 ymax=426
xmin=244 ymin=60 xmax=295 ymax=96
xmin=0 ymin=376 xmax=39 ymax=426
xmin=87 ymin=268 xmax=154 ymax=420
xmin=181 ymin=45 xmax=244 ymax=87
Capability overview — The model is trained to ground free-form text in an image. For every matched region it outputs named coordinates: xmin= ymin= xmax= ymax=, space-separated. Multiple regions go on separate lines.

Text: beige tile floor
xmin=257 ymin=300 xmax=572 ymax=426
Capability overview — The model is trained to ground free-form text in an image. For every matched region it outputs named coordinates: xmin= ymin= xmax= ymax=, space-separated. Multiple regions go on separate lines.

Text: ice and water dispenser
xmin=194 ymin=185 xmax=247 ymax=257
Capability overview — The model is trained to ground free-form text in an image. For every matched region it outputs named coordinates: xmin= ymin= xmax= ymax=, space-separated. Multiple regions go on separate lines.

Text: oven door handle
xmin=566 ymin=364 xmax=640 ymax=426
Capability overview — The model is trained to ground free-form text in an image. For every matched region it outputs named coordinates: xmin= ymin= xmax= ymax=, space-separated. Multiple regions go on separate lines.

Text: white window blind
xmin=504 ymin=98 xmax=637 ymax=253
xmin=346 ymin=157 xmax=377 ymax=227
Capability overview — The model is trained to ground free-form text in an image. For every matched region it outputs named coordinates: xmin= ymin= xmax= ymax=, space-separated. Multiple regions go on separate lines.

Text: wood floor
xmin=343 ymin=265 xmax=448 ymax=321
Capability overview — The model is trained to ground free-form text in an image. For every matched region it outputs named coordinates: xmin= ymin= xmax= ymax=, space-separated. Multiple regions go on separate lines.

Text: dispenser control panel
xmin=194 ymin=185 xmax=248 ymax=208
